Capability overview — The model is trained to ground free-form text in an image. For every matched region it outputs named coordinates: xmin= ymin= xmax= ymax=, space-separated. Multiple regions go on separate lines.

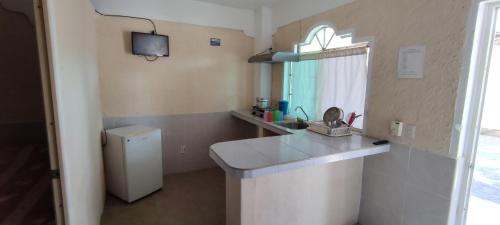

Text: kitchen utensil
xmin=256 ymin=97 xmax=269 ymax=109
xmin=346 ymin=112 xmax=363 ymax=127
xmin=278 ymin=100 xmax=289 ymax=115
xmin=323 ymin=107 xmax=344 ymax=128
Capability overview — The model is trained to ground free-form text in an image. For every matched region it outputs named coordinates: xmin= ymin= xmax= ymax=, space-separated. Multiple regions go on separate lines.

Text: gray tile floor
xmin=101 ymin=168 xmax=225 ymax=225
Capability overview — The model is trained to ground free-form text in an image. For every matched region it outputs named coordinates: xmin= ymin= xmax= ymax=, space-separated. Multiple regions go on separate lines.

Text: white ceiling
xmin=192 ymin=0 xmax=280 ymax=9
xmin=91 ymin=0 xmax=352 ymax=36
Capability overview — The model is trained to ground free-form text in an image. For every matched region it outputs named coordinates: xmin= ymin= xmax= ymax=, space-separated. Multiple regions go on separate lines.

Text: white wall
xmin=272 ymin=0 xmax=353 ymax=31
xmin=44 ymin=0 xmax=105 ymax=224
xmin=254 ymin=6 xmax=273 ymax=100
xmin=90 ymin=0 xmax=256 ymax=37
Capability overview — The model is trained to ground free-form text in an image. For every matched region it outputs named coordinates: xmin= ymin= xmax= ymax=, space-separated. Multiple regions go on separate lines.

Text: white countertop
xmin=209 ymin=110 xmax=390 ymax=179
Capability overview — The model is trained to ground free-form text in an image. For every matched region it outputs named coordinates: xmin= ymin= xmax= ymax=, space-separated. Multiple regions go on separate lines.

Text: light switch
xmin=390 ymin=121 xmax=404 ymax=137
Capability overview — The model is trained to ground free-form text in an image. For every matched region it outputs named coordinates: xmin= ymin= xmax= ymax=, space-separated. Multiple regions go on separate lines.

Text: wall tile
xmin=359 ymin=197 xmax=403 ymax=225
xmin=103 ymin=112 xmax=257 ymax=174
xmin=407 ymin=148 xmax=456 ymax=199
xmin=364 ymin=143 xmax=410 ymax=179
xmin=362 ymin=169 xmax=406 ymax=217
xmin=359 ymin=199 xmax=386 ymax=225
xmin=402 ymin=184 xmax=450 ymax=225
xmin=360 ymin=143 xmax=456 ymax=225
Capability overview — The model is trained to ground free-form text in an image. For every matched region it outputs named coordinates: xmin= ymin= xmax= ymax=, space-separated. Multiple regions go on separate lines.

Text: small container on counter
xmin=256 ymin=97 xmax=269 ymax=109
xmin=278 ymin=100 xmax=289 ymax=115
xmin=284 ymin=114 xmax=297 ymax=122
xmin=263 ymin=110 xmax=273 ymax=122
xmin=272 ymin=110 xmax=284 ymax=122
xmin=264 ymin=111 xmax=273 ymax=122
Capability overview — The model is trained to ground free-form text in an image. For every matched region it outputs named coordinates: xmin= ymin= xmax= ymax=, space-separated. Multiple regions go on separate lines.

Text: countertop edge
xmin=210 ymin=144 xmax=389 ymax=179
xmin=210 ymin=110 xmax=391 ymax=179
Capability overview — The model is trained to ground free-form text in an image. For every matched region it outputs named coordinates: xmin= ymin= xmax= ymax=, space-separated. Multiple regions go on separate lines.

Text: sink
xmin=274 ymin=121 xmax=309 ymax=130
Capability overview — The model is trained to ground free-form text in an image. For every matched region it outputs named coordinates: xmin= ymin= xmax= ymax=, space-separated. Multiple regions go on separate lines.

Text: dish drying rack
xmin=306 ymin=121 xmax=353 ymax=137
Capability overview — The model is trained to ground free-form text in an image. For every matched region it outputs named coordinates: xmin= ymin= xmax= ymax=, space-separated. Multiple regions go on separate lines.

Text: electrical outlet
xmin=390 ymin=121 xmax=404 ymax=137
xmin=179 ymin=145 xmax=187 ymax=154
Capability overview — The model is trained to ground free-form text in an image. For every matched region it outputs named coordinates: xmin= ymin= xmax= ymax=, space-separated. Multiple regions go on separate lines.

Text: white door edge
xmin=33 ymin=0 xmax=66 ymax=224
xmin=449 ymin=1 xmax=500 ymax=225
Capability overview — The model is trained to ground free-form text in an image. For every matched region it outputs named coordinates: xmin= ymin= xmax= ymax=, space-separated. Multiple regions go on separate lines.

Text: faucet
xmin=294 ymin=106 xmax=309 ymax=121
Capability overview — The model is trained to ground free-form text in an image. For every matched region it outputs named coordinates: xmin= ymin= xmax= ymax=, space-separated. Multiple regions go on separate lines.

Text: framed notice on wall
xmin=398 ymin=46 xmax=426 ymax=79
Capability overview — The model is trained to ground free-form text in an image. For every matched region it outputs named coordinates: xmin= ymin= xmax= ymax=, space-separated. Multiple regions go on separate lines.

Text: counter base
xmin=226 ymin=158 xmax=363 ymax=225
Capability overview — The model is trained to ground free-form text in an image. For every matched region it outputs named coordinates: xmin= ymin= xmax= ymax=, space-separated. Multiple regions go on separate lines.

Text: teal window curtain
xmin=287 ymin=60 xmax=319 ymax=120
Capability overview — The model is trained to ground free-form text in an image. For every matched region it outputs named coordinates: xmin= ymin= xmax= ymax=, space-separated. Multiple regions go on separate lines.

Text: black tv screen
xmin=131 ymin=32 xmax=169 ymax=57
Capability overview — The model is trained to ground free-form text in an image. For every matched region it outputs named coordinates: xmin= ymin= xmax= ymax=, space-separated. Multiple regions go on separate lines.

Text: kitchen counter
xmin=209 ymin=110 xmax=390 ymax=178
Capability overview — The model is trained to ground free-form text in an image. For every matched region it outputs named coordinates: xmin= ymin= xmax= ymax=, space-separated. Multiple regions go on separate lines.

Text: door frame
xmin=33 ymin=0 xmax=66 ymax=224
xmin=449 ymin=1 xmax=500 ymax=225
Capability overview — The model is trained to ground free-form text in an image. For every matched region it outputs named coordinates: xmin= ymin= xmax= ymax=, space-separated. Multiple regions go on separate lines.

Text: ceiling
xmin=192 ymin=0 xmax=280 ymax=9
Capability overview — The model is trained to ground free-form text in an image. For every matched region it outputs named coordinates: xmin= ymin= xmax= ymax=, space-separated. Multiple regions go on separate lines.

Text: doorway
xmin=0 ymin=1 xmax=58 ymax=224
xmin=455 ymin=2 xmax=500 ymax=225
xmin=465 ymin=8 xmax=500 ymax=224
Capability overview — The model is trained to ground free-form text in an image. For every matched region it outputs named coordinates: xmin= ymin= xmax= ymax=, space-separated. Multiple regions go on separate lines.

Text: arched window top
xmin=297 ymin=25 xmax=353 ymax=53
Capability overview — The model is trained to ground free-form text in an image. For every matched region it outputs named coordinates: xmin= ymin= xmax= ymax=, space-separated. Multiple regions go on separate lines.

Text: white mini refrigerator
xmin=103 ymin=125 xmax=163 ymax=202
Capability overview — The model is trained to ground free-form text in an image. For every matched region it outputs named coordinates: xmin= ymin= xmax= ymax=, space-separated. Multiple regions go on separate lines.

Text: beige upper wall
xmin=271 ymin=0 xmax=471 ymax=155
xmin=97 ymin=17 xmax=255 ymax=117
xmin=44 ymin=0 xmax=105 ymax=224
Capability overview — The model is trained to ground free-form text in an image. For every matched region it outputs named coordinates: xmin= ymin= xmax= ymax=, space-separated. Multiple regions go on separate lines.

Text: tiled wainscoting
xmin=103 ymin=111 xmax=257 ymax=174
xmin=359 ymin=143 xmax=456 ymax=225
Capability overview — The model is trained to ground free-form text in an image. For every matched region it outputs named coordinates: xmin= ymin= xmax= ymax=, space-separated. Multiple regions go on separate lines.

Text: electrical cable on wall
xmin=95 ymin=9 xmax=159 ymax=62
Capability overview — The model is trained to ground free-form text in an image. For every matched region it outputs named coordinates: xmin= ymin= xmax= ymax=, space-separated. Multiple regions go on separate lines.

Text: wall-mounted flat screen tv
xmin=131 ymin=32 xmax=169 ymax=57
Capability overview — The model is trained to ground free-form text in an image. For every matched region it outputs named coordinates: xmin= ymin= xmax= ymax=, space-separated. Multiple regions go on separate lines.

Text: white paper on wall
xmin=398 ymin=46 xmax=426 ymax=79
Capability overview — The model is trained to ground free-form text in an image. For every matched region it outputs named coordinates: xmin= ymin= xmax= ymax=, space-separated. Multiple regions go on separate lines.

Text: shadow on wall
xmin=122 ymin=30 xmax=131 ymax=54
xmin=0 ymin=3 xmax=46 ymax=146
xmin=0 ymin=2 xmax=55 ymax=225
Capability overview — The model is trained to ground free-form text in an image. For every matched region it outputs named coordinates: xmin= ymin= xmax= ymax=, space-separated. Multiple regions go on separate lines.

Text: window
xmin=283 ymin=25 xmax=369 ymax=129
xmin=297 ymin=26 xmax=353 ymax=53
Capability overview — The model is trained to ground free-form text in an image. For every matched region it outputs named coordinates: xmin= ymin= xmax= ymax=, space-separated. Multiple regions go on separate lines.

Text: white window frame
xmin=448 ymin=1 xmax=500 ymax=225
xmin=297 ymin=25 xmax=353 ymax=53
